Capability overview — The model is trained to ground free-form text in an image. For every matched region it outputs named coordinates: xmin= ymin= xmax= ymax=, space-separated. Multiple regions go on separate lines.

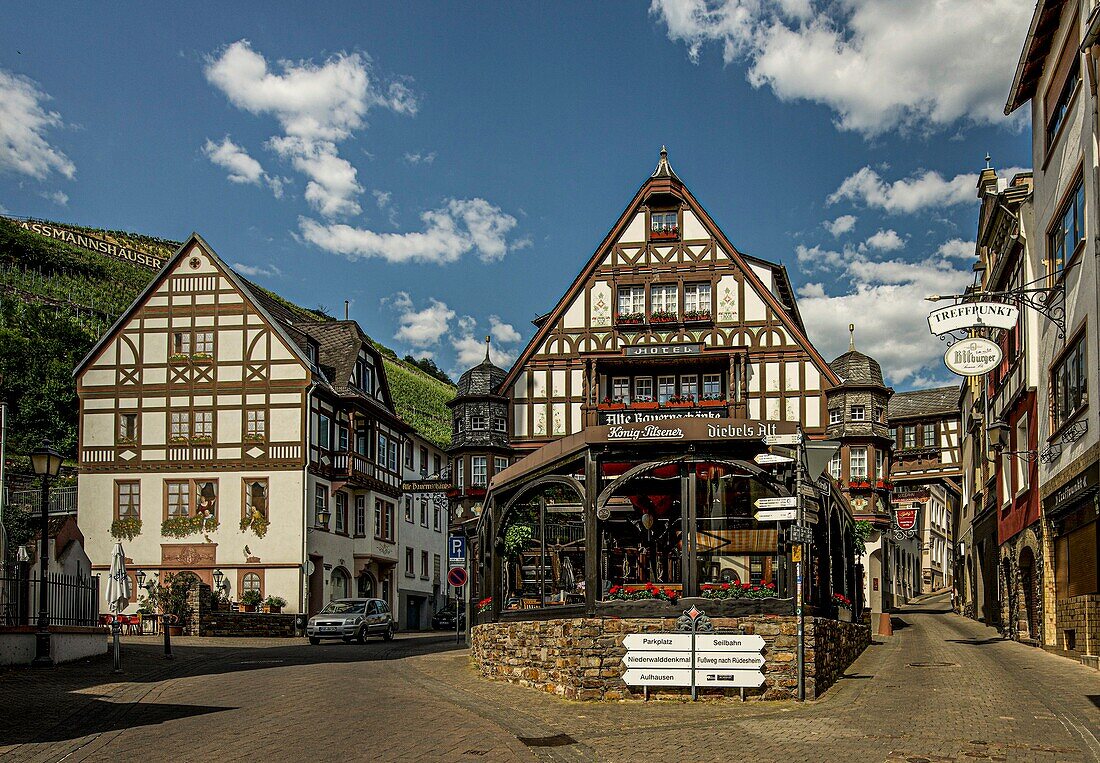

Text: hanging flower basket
xmin=110 ymin=517 xmax=142 ymax=541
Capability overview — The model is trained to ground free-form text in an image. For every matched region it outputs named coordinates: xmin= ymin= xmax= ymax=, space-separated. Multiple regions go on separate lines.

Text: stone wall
xmin=471 ymin=615 xmax=870 ymax=701
xmin=186 ymin=582 xmax=297 ymax=637
xmin=1054 ymin=594 xmax=1100 ymax=655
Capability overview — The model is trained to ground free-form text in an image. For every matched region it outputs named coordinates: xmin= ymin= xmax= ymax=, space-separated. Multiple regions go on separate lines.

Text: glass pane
xmin=599 ymin=466 xmax=683 ymax=598
xmin=695 ymin=467 xmax=779 ymax=594
xmin=500 ymin=485 xmax=585 ymax=609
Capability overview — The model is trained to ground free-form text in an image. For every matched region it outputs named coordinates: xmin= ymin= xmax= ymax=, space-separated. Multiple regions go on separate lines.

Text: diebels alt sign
xmin=944 ymin=338 xmax=1002 ymax=377
xmin=927 ymin=302 xmax=1019 ymax=335
xmin=12 ymin=219 xmax=165 ymax=270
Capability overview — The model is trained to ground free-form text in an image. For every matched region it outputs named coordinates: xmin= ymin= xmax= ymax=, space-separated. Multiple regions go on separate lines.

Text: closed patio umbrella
xmin=106 ymin=543 xmax=131 ymax=672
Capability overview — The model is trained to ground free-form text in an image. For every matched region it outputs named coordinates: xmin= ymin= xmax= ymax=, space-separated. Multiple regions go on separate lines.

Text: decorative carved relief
xmin=161 ymin=543 xmax=217 ymax=567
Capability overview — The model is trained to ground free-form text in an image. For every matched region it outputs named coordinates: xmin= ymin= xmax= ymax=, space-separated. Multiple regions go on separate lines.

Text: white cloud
xmin=797 ymin=247 xmax=973 ymax=383
xmin=795 ymin=243 xmax=848 ymax=270
xmin=387 ymin=291 xmax=456 ymax=348
xmin=824 ymin=214 xmax=856 ymax=237
xmin=828 ymin=165 xmax=1029 ymax=214
xmin=488 ymin=315 xmax=521 ymax=344
xmin=299 ymin=197 xmax=520 ymax=265
xmin=937 ymin=238 xmax=974 ymax=261
xmin=451 ymin=331 xmax=517 ymax=371
xmin=40 ymin=190 xmax=68 ymax=206
xmin=861 ymin=228 xmax=904 ymax=252
xmin=403 ymin=151 xmax=436 ymax=165
xmin=0 ymin=69 xmax=75 ymax=181
xmin=651 ymin=0 xmax=1031 ymax=137
xmin=202 ymin=136 xmax=285 ymax=197
xmin=373 ymin=189 xmax=391 ymax=208
xmin=232 ymin=262 xmax=281 ymax=277
xmin=204 ymin=40 xmax=416 ymax=218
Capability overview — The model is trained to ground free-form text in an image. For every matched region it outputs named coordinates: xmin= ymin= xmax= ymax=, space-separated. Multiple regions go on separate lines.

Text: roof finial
xmin=484 ymin=335 xmax=491 ymax=362
xmin=660 ymin=144 xmax=667 ymax=159
xmin=984 ymin=152 xmax=992 ymax=169
xmin=848 ymin=323 xmax=856 ymax=352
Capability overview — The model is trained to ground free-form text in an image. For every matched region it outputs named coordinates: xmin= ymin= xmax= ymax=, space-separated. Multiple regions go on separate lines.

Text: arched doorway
xmin=1018 ymin=547 xmax=1037 ymax=641
xmin=330 ymin=567 xmax=350 ymax=601
xmin=357 ymin=571 xmax=376 ymax=598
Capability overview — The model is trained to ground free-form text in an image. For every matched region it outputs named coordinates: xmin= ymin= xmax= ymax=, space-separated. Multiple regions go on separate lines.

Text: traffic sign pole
xmin=795 ymin=433 xmax=805 ymax=702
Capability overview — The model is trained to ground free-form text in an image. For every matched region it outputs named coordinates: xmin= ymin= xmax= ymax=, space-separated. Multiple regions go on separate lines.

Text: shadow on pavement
xmin=945 ymin=637 xmax=1003 ymax=646
xmin=2 ymin=699 xmax=233 ymax=745
xmin=890 ymin=617 xmax=910 ymax=630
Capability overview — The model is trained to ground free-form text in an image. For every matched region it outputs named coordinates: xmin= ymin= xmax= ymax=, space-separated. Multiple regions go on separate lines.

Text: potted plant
xmin=146 ymin=572 xmax=192 ymax=634
xmin=683 ymin=309 xmax=711 ymax=322
xmin=665 ymin=394 xmax=695 ymax=408
xmin=606 ymin=583 xmax=679 ymax=604
xmin=598 ymin=397 xmax=626 ymax=411
xmin=240 ymin=589 xmax=263 ymax=612
xmin=649 ymin=309 xmax=678 ymax=324
xmin=614 ymin=312 xmax=645 ymax=325
xmin=264 ymin=595 xmax=287 ymax=614
xmin=190 ymin=351 xmax=214 ymax=363
xmin=477 ymin=596 xmax=492 ymax=614
xmin=168 ymin=352 xmax=189 ymax=363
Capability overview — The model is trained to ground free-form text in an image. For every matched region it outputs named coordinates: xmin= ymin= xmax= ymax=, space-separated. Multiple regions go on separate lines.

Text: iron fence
xmin=1 ymin=568 xmax=100 ymax=627
xmin=4 ymin=485 xmax=79 ymax=515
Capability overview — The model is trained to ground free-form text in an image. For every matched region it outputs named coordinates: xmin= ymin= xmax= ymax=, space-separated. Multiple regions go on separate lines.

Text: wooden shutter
xmin=1056 ymin=535 xmax=1069 ymax=595
xmin=1066 ymin=521 xmax=1098 ymax=597
xmin=1044 ymin=17 xmax=1081 ymax=122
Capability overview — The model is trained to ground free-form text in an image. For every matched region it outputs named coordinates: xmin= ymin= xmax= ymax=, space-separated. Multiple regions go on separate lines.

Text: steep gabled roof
xmin=1005 ymin=0 xmax=1070 ymax=115
xmin=74 ymin=233 xmax=311 ymax=378
xmin=888 ymin=386 xmax=960 ymax=420
xmin=297 ymin=320 xmax=402 ymax=424
xmin=500 ymin=151 xmax=841 ymax=393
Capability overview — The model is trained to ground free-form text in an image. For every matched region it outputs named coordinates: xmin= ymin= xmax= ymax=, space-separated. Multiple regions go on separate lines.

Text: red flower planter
xmin=631 ymin=402 xmax=659 ymax=410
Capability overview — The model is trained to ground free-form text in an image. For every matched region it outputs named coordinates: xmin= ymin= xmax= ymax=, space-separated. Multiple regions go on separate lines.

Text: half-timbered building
xmin=75 ymin=234 xmax=408 ymax=617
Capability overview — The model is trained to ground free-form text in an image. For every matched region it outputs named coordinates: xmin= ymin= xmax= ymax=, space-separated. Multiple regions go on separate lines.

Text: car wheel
xmin=382 ymin=624 xmax=394 ymax=641
xmin=356 ymin=626 xmax=366 ymax=644
xmin=309 ymin=637 xmax=320 ymax=645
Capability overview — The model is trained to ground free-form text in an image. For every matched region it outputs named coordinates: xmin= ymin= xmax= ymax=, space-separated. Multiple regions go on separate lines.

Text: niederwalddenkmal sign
xmin=927 ymin=302 xmax=1019 ymax=335
xmin=12 ymin=219 xmax=166 ymax=270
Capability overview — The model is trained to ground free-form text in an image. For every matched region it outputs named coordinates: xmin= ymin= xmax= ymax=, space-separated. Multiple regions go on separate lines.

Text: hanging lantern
xmin=641 ymin=511 xmax=655 ymax=530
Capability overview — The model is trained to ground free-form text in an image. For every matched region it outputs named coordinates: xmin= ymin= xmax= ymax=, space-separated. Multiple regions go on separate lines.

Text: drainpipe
xmin=301 ymin=381 xmax=318 ymax=620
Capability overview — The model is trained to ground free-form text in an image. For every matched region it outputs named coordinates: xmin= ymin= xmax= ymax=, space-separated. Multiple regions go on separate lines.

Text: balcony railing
xmin=5 ymin=485 xmax=78 ymax=515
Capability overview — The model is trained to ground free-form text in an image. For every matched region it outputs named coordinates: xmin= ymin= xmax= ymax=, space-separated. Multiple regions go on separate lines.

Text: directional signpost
xmin=754 ymin=496 xmax=797 ymax=509
xmin=764 ymin=432 xmax=802 ymax=446
xmin=754 ymin=508 xmax=797 ymax=522
xmin=620 ymin=608 xmax=766 ymax=699
xmin=789 ymin=524 xmax=814 ymax=544
xmin=754 ymin=452 xmax=794 ymax=466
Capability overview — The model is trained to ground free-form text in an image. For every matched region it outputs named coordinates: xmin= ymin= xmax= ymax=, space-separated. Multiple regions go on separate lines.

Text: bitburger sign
xmin=944 ymin=338 xmax=1002 ymax=377
xmin=12 ymin=219 xmax=166 ymax=270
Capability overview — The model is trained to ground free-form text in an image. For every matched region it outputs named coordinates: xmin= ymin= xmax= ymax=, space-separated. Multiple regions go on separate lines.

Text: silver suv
xmin=307 ymin=598 xmax=395 ymax=644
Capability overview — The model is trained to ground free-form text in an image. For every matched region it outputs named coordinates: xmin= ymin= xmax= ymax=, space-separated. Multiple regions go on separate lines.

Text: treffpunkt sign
xmin=927 ymin=302 xmax=1019 ymax=335
xmin=12 ymin=219 xmax=166 ymax=270
xmin=944 ymin=338 xmax=1002 ymax=376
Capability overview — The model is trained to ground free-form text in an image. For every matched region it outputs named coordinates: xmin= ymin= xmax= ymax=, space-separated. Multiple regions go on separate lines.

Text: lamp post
xmin=30 ymin=438 xmax=64 ymax=668
xmin=135 ymin=569 xmax=146 ymax=590
xmin=212 ymin=568 xmax=224 ymax=589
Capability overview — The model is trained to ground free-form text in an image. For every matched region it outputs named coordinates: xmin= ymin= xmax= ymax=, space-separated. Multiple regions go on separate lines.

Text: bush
xmin=240 ymin=589 xmax=263 ymax=607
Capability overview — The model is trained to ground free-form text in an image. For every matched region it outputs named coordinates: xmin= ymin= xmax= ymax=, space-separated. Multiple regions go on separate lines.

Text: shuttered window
xmin=1057 ymin=521 xmax=1099 ymax=598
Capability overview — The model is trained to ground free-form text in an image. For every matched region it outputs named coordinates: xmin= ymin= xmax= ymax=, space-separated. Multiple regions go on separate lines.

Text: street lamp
xmin=30 ymin=438 xmax=63 ymax=668
xmin=212 ymin=569 xmax=225 ymax=589
xmin=135 ymin=569 xmax=146 ymax=589
xmin=316 ymin=506 xmax=331 ymax=528
xmin=986 ymin=420 xmax=1038 ymax=462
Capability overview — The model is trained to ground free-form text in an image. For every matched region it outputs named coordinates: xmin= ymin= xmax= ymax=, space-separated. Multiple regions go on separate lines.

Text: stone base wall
xmin=186 ymin=582 xmax=297 ymax=637
xmin=1055 ymin=595 xmax=1100 ymax=655
xmin=471 ymin=615 xmax=870 ymax=701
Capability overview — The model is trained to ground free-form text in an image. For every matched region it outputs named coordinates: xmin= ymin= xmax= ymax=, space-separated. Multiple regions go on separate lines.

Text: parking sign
xmin=448 ymin=535 xmax=466 ymax=564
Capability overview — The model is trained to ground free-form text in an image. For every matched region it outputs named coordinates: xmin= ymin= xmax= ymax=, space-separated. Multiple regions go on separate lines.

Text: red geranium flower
xmin=741 ymin=582 xmax=751 ymax=589
xmin=610 ymin=585 xmax=621 ymax=594
xmin=765 ymin=582 xmax=775 ymax=589
xmin=721 ymin=583 xmax=730 ymax=590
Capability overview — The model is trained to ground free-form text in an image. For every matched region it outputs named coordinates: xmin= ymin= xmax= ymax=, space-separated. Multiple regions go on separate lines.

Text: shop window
xmin=500 ymin=484 xmax=585 ymax=610
xmin=693 ymin=466 xmax=780 ymax=592
xmin=684 ymin=283 xmax=711 ymax=320
xmin=1049 ymin=176 xmax=1085 ymax=277
xmin=1052 ymin=333 xmax=1088 ymax=429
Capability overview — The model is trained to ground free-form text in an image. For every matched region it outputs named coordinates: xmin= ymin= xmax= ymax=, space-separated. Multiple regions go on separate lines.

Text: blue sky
xmin=0 ymin=1 xmax=1033 ymax=386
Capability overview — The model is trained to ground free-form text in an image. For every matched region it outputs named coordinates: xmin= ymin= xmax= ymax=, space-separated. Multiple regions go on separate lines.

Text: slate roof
xmin=455 ymin=353 xmax=508 ymax=398
xmin=829 ymin=350 xmax=886 ymax=387
xmin=888 ymin=386 xmax=960 ymax=420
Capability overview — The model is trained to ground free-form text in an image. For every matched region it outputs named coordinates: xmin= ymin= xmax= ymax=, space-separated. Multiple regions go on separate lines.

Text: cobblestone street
xmin=1 ymin=593 xmax=1097 ymax=763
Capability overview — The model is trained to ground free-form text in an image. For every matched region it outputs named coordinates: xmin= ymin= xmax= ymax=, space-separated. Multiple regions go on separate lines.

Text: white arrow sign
xmin=764 ymin=433 xmax=802 ymax=445
xmin=754 ymin=453 xmax=794 ymax=465
xmin=622 ymin=633 xmax=695 ymax=651
xmin=622 ymin=668 xmax=694 ymax=687
xmin=755 ymin=508 xmax=797 ymax=522
xmin=754 ymin=496 xmax=797 ymax=509
xmin=694 ymin=652 xmax=766 ymax=669
xmin=695 ymin=669 xmax=767 ymax=688
xmin=621 ymin=650 xmax=693 ymax=668
xmin=695 ymin=633 xmax=766 ymax=651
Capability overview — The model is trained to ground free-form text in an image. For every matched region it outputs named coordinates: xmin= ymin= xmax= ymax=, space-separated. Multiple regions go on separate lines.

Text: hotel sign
xmin=944 ymin=338 xmax=1002 ymax=377
xmin=624 ymin=343 xmax=703 ymax=357
xmin=12 ymin=219 xmax=166 ymax=270
xmin=596 ymin=418 xmax=798 ymax=444
xmin=927 ymin=302 xmax=1019 ymax=335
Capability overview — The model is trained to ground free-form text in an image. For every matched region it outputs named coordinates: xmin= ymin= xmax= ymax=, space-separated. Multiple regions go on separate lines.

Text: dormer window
xmin=305 ymin=342 xmax=317 ymax=365
xmin=650 ymin=211 xmax=679 ymax=240
xmin=354 ymin=358 xmax=373 ymax=393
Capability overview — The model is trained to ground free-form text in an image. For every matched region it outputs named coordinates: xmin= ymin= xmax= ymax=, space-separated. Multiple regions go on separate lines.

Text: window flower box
xmin=243 ymin=432 xmax=266 ymax=443
xmin=699 ymin=398 xmax=727 ymax=408
xmin=118 ymin=436 xmax=138 ymax=447
xmin=650 ymin=226 xmax=679 ymax=241
xmin=110 ymin=517 xmax=142 ymax=541
xmin=190 ymin=435 xmax=212 ymax=444
xmin=190 ymin=352 xmax=214 ymax=363
xmin=664 ymin=395 xmax=695 ymax=408
xmin=851 ymin=480 xmax=870 ymax=489
xmin=649 ymin=310 xmax=678 ymax=324
xmin=876 ymin=480 xmax=891 ymax=489
xmin=168 ymin=436 xmax=190 ymax=444
xmin=615 ymin=312 xmax=645 ymax=325
xmin=162 ymin=512 xmax=219 ymax=539
xmin=606 ymin=583 xmax=679 ymax=604
xmin=168 ymin=353 xmax=189 ymax=363
xmin=631 ymin=400 xmax=659 ymax=410
xmin=700 ymin=581 xmax=778 ymax=600
xmin=598 ymin=399 xmax=626 ymax=411
xmin=240 ymin=509 xmax=269 ymax=538
xmin=683 ymin=310 xmax=712 ymax=322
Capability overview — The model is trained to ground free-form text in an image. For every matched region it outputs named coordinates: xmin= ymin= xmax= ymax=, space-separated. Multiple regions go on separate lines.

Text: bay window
xmin=1052 ymin=333 xmax=1088 ymax=429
